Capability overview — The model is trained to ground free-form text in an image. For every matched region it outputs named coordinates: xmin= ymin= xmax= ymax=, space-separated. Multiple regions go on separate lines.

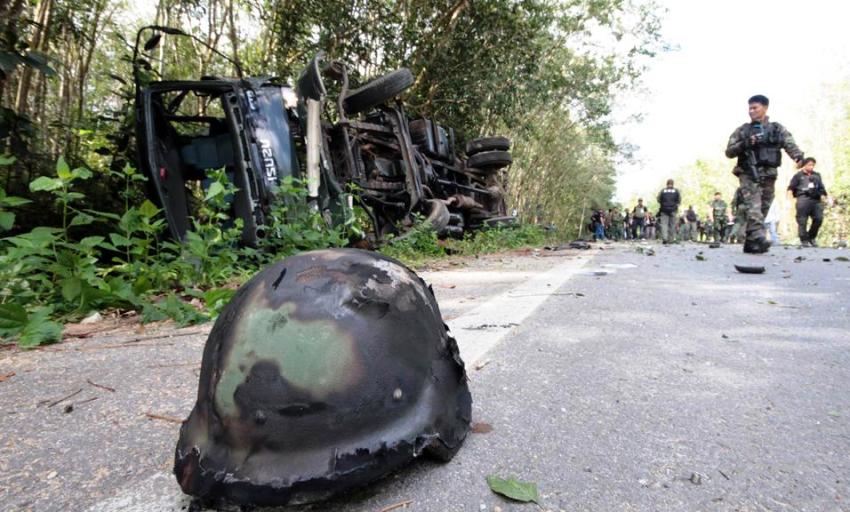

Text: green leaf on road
xmin=486 ymin=475 xmax=540 ymax=503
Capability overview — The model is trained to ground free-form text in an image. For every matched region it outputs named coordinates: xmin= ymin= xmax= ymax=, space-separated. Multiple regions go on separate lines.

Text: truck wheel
xmin=343 ymin=68 xmax=414 ymax=115
xmin=423 ymin=199 xmax=450 ymax=234
xmin=467 ymin=150 xmax=512 ymax=170
xmin=466 ymin=136 xmax=510 ymax=156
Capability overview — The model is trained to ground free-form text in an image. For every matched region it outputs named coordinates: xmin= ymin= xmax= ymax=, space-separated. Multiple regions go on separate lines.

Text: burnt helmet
xmin=174 ymin=249 xmax=472 ymax=506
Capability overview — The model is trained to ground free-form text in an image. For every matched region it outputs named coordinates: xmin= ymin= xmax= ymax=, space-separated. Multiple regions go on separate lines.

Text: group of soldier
xmin=592 ymin=94 xmax=832 ymax=251
xmin=592 ymin=189 xmax=747 ymax=245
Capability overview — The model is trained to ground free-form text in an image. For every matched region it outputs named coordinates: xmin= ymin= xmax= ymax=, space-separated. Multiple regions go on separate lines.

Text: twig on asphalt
xmin=121 ymin=328 xmax=209 ymax=344
xmin=0 ymin=371 xmax=15 ymax=382
xmin=72 ymin=342 xmax=177 ymax=351
xmin=86 ymin=379 xmax=116 ymax=392
xmin=378 ymin=500 xmax=413 ymax=512
xmin=144 ymin=412 xmax=185 ymax=424
xmin=145 ymin=362 xmax=199 ymax=369
xmin=46 ymin=388 xmax=82 ymax=407
xmin=718 ymin=469 xmax=730 ymax=480
xmin=75 ymin=396 xmax=99 ymax=406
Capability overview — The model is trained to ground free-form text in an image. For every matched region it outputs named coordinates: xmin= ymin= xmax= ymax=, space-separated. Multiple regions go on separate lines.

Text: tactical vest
xmin=711 ymin=200 xmax=726 ymax=217
xmin=745 ymin=123 xmax=783 ymax=168
xmin=795 ymin=172 xmax=822 ymax=199
xmin=658 ymin=188 xmax=679 ymax=213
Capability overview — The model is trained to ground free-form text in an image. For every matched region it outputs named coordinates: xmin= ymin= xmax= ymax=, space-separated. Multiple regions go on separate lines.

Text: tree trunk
xmin=14 ymin=0 xmax=54 ymax=116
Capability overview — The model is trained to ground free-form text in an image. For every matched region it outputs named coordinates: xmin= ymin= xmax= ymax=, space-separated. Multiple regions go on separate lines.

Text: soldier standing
xmin=656 ymin=179 xmax=681 ymax=244
xmin=685 ymin=206 xmax=698 ymax=242
xmin=728 ymin=186 xmax=747 ymax=243
xmin=787 ymin=157 xmax=830 ymax=246
xmin=708 ymin=192 xmax=727 ymax=242
xmin=725 ymin=95 xmax=805 ymax=253
xmin=632 ymin=199 xmax=647 ymax=239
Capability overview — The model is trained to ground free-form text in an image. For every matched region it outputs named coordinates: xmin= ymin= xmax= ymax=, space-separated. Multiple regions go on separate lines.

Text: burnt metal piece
xmin=734 ymin=265 xmax=765 ymax=274
xmin=174 ymin=249 xmax=472 ymax=507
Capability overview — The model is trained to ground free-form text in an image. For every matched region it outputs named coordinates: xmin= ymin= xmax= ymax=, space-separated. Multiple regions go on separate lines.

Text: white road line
xmin=447 ymin=255 xmax=591 ymax=367
xmin=87 ymin=253 xmax=593 ymax=512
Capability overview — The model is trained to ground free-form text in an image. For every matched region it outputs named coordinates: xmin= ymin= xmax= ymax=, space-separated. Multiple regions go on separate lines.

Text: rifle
xmin=744 ymin=147 xmax=761 ymax=183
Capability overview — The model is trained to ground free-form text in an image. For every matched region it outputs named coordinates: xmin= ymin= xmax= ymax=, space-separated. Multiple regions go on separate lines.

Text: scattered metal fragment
xmin=734 ymin=265 xmax=765 ymax=274
xmin=474 ymin=359 xmax=492 ymax=371
xmin=174 ymin=249 xmax=472 ymax=507
xmin=463 ymin=322 xmax=519 ymax=330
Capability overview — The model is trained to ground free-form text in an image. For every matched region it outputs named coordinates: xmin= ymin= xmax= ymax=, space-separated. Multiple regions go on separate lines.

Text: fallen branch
xmin=378 ymin=500 xmax=413 ymax=512
xmin=121 ymin=328 xmax=209 ymax=344
xmin=46 ymin=388 xmax=82 ymax=407
xmin=144 ymin=412 xmax=185 ymax=424
xmin=86 ymin=379 xmax=116 ymax=392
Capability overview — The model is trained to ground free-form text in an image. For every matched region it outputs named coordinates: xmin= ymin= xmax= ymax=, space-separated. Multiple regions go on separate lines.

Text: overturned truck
xmin=134 ymin=25 xmax=514 ymax=247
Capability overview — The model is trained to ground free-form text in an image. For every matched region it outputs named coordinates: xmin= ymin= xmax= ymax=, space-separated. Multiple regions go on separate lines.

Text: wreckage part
xmin=466 ymin=136 xmax=511 ymax=156
xmin=174 ymin=249 xmax=472 ymax=506
xmin=482 ymin=216 xmax=519 ymax=229
xmin=305 ymin=98 xmax=322 ymax=202
xmin=343 ymin=68 xmax=414 ymax=115
xmin=423 ymin=199 xmax=450 ymax=235
xmin=467 ymin=150 xmax=512 ymax=170
xmin=448 ymin=213 xmax=464 ymax=226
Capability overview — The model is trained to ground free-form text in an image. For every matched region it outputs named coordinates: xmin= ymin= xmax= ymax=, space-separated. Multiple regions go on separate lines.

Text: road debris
xmin=463 ymin=323 xmax=519 ymax=330
xmin=144 ymin=412 xmax=184 ymax=424
xmin=472 ymin=422 xmax=493 ymax=434
xmin=45 ymin=388 xmax=82 ymax=408
xmin=734 ymin=265 xmax=765 ymax=274
xmin=474 ymin=359 xmax=492 ymax=371
xmin=86 ymin=379 xmax=116 ymax=392
xmin=174 ymin=250 xmax=472 ymax=507
xmin=689 ymin=472 xmax=703 ymax=485
xmin=0 ymin=371 xmax=15 ymax=382
xmin=80 ymin=312 xmax=103 ymax=324
xmin=378 ymin=499 xmax=413 ymax=512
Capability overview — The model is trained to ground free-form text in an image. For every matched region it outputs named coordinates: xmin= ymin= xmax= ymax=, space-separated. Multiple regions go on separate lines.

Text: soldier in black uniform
xmin=656 ymin=179 xmax=681 ymax=244
xmin=787 ymin=157 xmax=829 ymax=246
xmin=725 ymin=95 xmax=805 ymax=254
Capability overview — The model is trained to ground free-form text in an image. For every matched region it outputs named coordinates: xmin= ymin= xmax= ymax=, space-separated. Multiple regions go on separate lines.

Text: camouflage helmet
xmin=174 ymin=249 xmax=472 ymax=506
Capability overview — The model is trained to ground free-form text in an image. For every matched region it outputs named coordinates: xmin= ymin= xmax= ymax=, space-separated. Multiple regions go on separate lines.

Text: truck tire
xmin=467 ymin=150 xmax=512 ymax=170
xmin=343 ymin=68 xmax=414 ymax=115
xmin=466 ymin=136 xmax=510 ymax=156
xmin=423 ymin=199 xmax=450 ymax=234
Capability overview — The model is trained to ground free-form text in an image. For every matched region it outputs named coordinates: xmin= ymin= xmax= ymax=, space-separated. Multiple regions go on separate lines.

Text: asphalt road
xmin=2 ymin=242 xmax=849 ymax=512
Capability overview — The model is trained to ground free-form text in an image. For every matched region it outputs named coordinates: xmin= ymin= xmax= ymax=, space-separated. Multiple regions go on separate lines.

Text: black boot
xmin=743 ymin=238 xmax=771 ymax=254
